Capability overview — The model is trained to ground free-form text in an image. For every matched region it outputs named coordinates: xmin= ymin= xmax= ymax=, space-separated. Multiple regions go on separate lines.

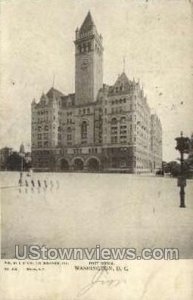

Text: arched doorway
xmin=87 ymin=158 xmax=100 ymax=172
xmin=73 ymin=158 xmax=84 ymax=171
xmin=60 ymin=159 xmax=69 ymax=171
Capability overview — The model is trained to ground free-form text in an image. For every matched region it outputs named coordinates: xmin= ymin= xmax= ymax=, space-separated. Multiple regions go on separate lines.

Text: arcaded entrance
xmin=60 ymin=159 xmax=69 ymax=171
xmin=73 ymin=158 xmax=84 ymax=171
xmin=86 ymin=157 xmax=100 ymax=172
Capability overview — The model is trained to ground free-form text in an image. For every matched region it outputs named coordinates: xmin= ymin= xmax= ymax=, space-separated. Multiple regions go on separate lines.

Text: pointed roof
xmin=39 ymin=93 xmax=49 ymax=105
xmin=114 ymin=72 xmax=130 ymax=86
xmin=108 ymin=72 xmax=134 ymax=95
xmin=46 ymin=87 xmax=65 ymax=99
xmin=80 ymin=11 xmax=95 ymax=34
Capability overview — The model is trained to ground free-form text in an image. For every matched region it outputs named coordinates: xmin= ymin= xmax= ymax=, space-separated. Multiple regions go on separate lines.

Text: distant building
xmin=0 ymin=147 xmax=13 ymax=170
xmin=19 ymin=143 xmax=25 ymax=155
xmin=189 ymin=133 xmax=193 ymax=156
xmin=187 ymin=133 xmax=193 ymax=172
xmin=151 ymin=114 xmax=162 ymax=171
xmin=31 ymin=12 xmax=162 ymax=173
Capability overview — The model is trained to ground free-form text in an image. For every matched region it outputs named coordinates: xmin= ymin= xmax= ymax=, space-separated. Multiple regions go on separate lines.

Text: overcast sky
xmin=0 ymin=0 xmax=193 ymax=161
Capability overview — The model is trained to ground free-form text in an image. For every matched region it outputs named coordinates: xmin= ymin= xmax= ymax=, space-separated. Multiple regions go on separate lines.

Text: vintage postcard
xmin=0 ymin=0 xmax=193 ymax=299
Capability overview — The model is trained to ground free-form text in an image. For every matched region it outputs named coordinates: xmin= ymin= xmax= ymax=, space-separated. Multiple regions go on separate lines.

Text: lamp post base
xmin=179 ymin=204 xmax=186 ymax=208
xmin=180 ymin=186 xmax=185 ymax=208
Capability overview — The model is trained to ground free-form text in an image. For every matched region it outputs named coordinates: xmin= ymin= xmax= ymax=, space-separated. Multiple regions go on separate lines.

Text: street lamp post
xmin=175 ymin=131 xmax=190 ymax=208
xmin=19 ymin=143 xmax=25 ymax=187
xmin=21 ymin=154 xmax=23 ymax=172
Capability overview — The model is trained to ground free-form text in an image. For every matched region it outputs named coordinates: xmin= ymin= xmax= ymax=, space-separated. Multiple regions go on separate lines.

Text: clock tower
xmin=74 ymin=12 xmax=103 ymax=105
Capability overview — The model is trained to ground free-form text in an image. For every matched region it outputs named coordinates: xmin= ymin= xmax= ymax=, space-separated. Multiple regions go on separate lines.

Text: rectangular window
xmin=111 ymin=136 xmax=117 ymax=144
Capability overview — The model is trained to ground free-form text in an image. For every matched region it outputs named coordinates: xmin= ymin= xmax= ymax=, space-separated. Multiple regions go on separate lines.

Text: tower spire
xmin=123 ymin=56 xmax=126 ymax=73
xmin=80 ymin=11 xmax=95 ymax=34
xmin=75 ymin=12 xmax=103 ymax=105
xmin=52 ymin=73 xmax=55 ymax=88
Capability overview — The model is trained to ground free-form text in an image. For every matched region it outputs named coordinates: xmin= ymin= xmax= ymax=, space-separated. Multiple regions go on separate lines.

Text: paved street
xmin=1 ymin=172 xmax=193 ymax=258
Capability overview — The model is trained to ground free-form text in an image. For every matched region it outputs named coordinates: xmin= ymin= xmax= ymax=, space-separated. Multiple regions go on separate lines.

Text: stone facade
xmin=188 ymin=134 xmax=193 ymax=161
xmin=31 ymin=12 xmax=162 ymax=173
xmin=150 ymin=114 xmax=162 ymax=171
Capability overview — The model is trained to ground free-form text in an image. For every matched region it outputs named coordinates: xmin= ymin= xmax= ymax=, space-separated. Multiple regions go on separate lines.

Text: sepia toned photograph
xmin=0 ymin=0 xmax=193 ymax=299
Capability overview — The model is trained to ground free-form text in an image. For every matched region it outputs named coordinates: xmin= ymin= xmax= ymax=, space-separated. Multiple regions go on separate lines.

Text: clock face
xmin=81 ymin=59 xmax=88 ymax=70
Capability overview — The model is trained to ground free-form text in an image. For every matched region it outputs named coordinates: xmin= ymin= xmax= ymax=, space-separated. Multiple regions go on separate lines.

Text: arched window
xmin=81 ymin=121 xmax=88 ymax=140
xmin=67 ymin=127 xmax=72 ymax=133
xmin=120 ymin=117 xmax=126 ymax=124
xmin=111 ymin=118 xmax=117 ymax=125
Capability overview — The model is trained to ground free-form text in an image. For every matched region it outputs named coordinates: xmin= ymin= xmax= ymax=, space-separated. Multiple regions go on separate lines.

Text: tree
xmin=6 ymin=152 xmax=30 ymax=171
xmin=6 ymin=152 xmax=22 ymax=171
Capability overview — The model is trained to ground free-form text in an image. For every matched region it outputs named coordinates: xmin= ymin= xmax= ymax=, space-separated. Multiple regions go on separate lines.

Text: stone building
xmin=189 ymin=133 xmax=193 ymax=156
xmin=151 ymin=114 xmax=162 ymax=171
xmin=187 ymin=133 xmax=193 ymax=170
xmin=31 ymin=12 xmax=162 ymax=173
